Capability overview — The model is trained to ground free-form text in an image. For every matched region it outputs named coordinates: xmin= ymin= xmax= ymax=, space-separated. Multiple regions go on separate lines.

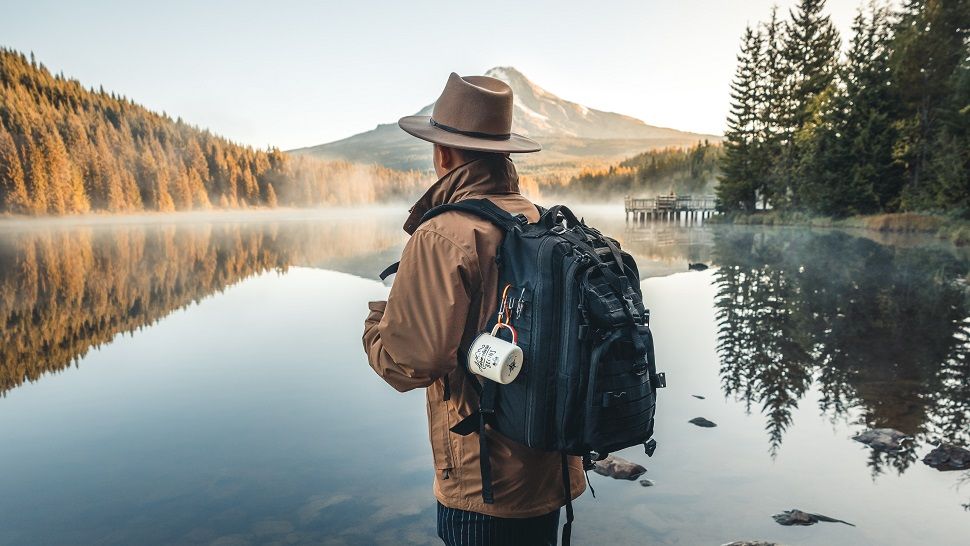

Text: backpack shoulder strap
xmin=380 ymin=199 xmax=524 ymax=280
xmin=419 ymin=198 xmax=527 ymax=232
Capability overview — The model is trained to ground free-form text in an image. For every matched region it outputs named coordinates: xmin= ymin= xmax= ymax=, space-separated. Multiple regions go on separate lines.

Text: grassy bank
xmin=712 ymin=211 xmax=970 ymax=246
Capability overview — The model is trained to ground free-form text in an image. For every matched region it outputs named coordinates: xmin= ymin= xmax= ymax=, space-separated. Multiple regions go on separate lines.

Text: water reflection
xmin=2 ymin=214 xmax=970 ymax=544
xmin=0 ymin=214 xmax=405 ymax=396
xmin=619 ymin=221 xmax=715 ymax=278
xmin=713 ymin=229 xmax=970 ymax=475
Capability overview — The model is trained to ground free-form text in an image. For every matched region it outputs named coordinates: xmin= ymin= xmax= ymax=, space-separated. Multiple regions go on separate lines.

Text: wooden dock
xmin=624 ymin=194 xmax=718 ymax=223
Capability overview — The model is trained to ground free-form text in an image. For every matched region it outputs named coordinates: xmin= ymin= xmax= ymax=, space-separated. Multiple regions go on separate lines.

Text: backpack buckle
xmin=622 ymin=295 xmax=642 ymax=322
xmin=514 ymin=213 xmax=529 ymax=225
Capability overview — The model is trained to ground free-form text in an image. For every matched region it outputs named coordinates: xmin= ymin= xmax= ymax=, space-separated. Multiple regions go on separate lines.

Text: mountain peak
xmin=290 ymin=67 xmax=719 ymax=171
xmin=484 ymin=66 xmax=527 ymax=80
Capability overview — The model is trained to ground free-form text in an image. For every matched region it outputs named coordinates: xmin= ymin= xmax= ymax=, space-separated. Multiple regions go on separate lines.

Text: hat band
xmin=430 ymin=118 xmax=511 ymax=141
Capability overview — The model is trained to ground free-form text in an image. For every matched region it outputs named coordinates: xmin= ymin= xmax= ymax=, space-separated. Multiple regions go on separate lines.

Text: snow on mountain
xmin=290 ymin=67 xmax=719 ymax=171
xmin=484 ymin=66 xmax=691 ymax=140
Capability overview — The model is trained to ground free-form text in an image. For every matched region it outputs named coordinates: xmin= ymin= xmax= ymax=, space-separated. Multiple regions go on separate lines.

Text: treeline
xmin=557 ymin=141 xmax=721 ymax=199
xmin=718 ymin=0 xmax=969 ymax=217
xmin=0 ymin=48 xmax=424 ymax=215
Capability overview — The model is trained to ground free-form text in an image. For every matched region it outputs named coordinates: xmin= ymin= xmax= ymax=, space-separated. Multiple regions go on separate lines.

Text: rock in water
xmin=639 ymin=478 xmax=656 ymax=487
xmin=852 ymin=428 xmax=911 ymax=451
xmin=592 ymin=454 xmax=647 ymax=480
xmin=688 ymin=262 xmax=709 ymax=271
xmin=689 ymin=417 xmax=717 ymax=428
xmin=772 ymin=509 xmax=854 ymax=527
xmin=722 ymin=542 xmax=787 ymax=546
xmin=922 ymin=444 xmax=970 ymax=471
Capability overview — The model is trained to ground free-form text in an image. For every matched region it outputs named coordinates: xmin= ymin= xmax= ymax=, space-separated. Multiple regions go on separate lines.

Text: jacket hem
xmin=434 ymin=481 xmax=586 ymax=519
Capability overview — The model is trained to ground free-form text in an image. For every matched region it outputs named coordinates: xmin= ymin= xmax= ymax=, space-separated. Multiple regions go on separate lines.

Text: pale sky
xmin=0 ymin=0 xmax=868 ymax=150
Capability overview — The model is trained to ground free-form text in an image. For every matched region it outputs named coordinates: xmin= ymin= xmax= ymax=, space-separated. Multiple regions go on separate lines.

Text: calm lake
xmin=1 ymin=206 xmax=968 ymax=545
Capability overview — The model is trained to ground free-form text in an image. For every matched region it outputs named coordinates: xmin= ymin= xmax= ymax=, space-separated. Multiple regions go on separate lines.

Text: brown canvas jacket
xmin=362 ymin=157 xmax=585 ymax=518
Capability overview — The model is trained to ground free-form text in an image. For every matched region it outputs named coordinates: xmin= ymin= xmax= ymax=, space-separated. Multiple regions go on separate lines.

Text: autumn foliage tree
xmin=0 ymin=48 xmax=423 ymax=215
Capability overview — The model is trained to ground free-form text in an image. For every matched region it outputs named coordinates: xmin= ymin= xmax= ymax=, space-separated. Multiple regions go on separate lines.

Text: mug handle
xmin=490 ymin=322 xmax=518 ymax=345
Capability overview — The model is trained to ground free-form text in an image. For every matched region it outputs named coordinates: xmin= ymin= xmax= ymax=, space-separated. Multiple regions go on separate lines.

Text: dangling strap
xmin=441 ymin=374 xmax=451 ymax=401
xmin=379 ymin=261 xmax=399 ymax=281
xmin=561 ymin=451 xmax=574 ymax=546
xmin=478 ymin=381 xmax=497 ymax=504
xmin=582 ymin=455 xmax=597 ymax=498
xmin=448 ymin=347 xmax=485 ymax=436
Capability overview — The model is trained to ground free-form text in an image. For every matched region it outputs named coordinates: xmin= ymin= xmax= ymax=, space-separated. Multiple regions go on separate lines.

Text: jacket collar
xmin=403 ymin=157 xmax=520 ymax=234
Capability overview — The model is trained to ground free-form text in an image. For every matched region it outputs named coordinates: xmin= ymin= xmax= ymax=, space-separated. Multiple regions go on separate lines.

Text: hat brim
xmin=398 ymin=116 xmax=541 ymax=153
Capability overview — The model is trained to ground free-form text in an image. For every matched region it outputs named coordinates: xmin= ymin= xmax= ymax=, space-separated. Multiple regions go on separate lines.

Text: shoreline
xmin=710 ymin=211 xmax=970 ymax=246
xmin=0 ymin=204 xmax=412 ymax=230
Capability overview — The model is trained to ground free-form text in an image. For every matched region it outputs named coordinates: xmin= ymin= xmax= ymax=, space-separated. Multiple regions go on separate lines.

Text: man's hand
xmin=360 ymin=228 xmax=474 ymax=393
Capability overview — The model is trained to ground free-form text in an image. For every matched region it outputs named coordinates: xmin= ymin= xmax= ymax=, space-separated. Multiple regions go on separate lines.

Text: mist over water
xmin=0 ymin=208 xmax=968 ymax=545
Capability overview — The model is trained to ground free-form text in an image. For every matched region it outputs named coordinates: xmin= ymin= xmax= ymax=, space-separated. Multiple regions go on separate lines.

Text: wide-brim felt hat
xmin=398 ymin=72 xmax=541 ymax=153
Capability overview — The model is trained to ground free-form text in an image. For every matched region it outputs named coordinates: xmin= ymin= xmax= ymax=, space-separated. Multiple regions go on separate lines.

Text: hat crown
xmin=431 ymin=73 xmax=513 ymax=137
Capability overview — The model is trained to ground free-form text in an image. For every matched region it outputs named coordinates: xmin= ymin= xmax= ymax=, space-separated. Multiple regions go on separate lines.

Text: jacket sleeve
xmin=362 ymin=227 xmax=478 ymax=392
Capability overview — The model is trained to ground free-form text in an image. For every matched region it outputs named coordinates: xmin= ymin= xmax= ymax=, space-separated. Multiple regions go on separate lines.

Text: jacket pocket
xmin=427 ymin=378 xmax=456 ymax=480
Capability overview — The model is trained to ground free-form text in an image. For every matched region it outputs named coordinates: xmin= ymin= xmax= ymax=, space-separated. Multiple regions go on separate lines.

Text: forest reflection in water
xmin=712 ymin=229 xmax=970 ymax=474
xmin=3 ymin=215 xmax=970 ymax=463
xmin=1 ymin=212 xmax=969 ymax=544
xmin=0 ymin=211 xmax=406 ymax=396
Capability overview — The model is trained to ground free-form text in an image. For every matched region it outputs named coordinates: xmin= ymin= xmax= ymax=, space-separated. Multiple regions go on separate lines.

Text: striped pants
xmin=436 ymin=502 xmax=561 ymax=546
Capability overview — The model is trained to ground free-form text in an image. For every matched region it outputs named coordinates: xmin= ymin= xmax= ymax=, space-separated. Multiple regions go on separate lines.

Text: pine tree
xmin=782 ymin=0 xmax=842 ymax=207
xmin=799 ymin=2 xmax=900 ymax=216
xmin=0 ymin=122 xmax=30 ymax=212
xmin=718 ymin=26 xmax=763 ymax=212
xmin=265 ymin=182 xmax=278 ymax=208
xmin=929 ymin=41 xmax=969 ymax=211
xmin=757 ymin=7 xmax=790 ymax=208
xmin=891 ymin=0 xmax=970 ymax=209
xmin=844 ymin=3 xmax=904 ymax=212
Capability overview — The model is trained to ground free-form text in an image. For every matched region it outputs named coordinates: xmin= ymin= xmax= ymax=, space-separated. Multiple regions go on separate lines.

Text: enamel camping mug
xmin=468 ymin=323 xmax=524 ymax=384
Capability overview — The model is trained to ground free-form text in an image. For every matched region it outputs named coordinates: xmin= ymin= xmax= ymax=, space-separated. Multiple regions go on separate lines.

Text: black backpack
xmin=383 ymin=199 xmax=665 ymax=544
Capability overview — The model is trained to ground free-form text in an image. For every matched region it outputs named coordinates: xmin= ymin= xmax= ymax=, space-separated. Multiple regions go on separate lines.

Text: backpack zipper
xmin=526 ymin=236 xmax=556 ymax=447
xmin=555 ymin=254 xmax=586 ymax=448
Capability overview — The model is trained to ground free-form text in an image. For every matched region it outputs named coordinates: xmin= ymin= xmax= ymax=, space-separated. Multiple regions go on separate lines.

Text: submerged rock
xmin=688 ymin=262 xmax=709 ymax=271
xmin=639 ymin=478 xmax=656 ymax=487
xmin=852 ymin=428 xmax=911 ymax=451
xmin=772 ymin=509 xmax=854 ymax=527
xmin=692 ymin=394 xmax=706 ymax=399
xmin=689 ymin=417 xmax=717 ymax=428
xmin=922 ymin=444 xmax=970 ymax=471
xmin=592 ymin=454 xmax=647 ymax=480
